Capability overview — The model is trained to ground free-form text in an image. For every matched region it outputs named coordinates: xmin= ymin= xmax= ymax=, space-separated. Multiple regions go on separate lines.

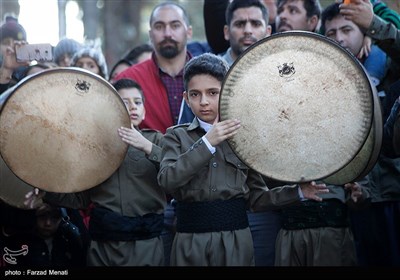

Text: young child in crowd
xmin=71 ymin=41 xmax=108 ymax=80
xmin=157 ymin=53 xmax=329 ymax=266
xmin=53 ymin=38 xmax=82 ymax=67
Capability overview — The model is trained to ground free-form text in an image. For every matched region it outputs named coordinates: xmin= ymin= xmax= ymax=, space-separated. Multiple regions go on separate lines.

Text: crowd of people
xmin=1 ymin=0 xmax=399 ymax=267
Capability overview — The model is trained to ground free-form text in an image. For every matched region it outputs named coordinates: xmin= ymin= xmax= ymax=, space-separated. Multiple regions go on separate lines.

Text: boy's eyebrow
xmin=188 ymin=87 xmax=221 ymax=92
xmin=122 ymin=97 xmax=143 ymax=100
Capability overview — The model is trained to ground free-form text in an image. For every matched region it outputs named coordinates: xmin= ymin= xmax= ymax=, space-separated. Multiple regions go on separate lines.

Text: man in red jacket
xmin=116 ymin=2 xmax=194 ymax=134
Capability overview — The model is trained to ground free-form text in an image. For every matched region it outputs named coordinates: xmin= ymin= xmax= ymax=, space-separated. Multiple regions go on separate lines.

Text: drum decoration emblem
xmin=75 ymin=79 xmax=91 ymax=95
xmin=278 ymin=62 xmax=295 ymax=78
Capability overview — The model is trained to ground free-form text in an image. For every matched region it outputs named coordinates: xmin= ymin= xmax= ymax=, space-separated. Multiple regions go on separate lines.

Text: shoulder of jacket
xmin=172 ymin=123 xmax=191 ymax=129
xmin=167 ymin=123 xmax=190 ymax=132
xmin=141 ymin=128 xmax=162 ymax=134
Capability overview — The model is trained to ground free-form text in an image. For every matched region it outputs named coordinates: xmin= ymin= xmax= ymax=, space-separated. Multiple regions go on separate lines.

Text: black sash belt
xmin=281 ymin=199 xmax=349 ymax=230
xmin=89 ymin=207 xmax=164 ymax=241
xmin=176 ymin=198 xmax=249 ymax=233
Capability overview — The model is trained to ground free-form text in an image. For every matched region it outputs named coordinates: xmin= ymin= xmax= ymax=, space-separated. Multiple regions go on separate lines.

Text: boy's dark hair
xmin=183 ymin=53 xmax=229 ymax=91
xmin=225 ymin=0 xmax=269 ymax=26
xmin=277 ymin=0 xmax=322 ymax=19
xmin=320 ymin=3 xmax=341 ymax=35
xmin=112 ymin=78 xmax=145 ymax=103
xmin=124 ymin=43 xmax=153 ymax=64
xmin=109 ymin=44 xmax=153 ymax=80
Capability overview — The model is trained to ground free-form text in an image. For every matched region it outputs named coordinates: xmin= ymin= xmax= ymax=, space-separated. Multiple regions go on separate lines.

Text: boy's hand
xmin=344 ymin=182 xmax=362 ymax=202
xmin=299 ymin=181 xmax=329 ymax=202
xmin=118 ymin=126 xmax=153 ymax=155
xmin=205 ymin=119 xmax=241 ymax=146
xmin=357 ymin=36 xmax=372 ymax=59
xmin=24 ymin=187 xmax=45 ymax=209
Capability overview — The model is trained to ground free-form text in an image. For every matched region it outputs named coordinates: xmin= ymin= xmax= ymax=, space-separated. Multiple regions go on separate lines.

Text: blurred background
xmin=1 ymin=0 xmax=399 ymax=71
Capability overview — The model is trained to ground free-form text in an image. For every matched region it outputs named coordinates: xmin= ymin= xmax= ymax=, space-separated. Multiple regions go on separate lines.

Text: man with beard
xmin=276 ymin=0 xmax=321 ymax=33
xmin=116 ymin=2 xmax=193 ymax=134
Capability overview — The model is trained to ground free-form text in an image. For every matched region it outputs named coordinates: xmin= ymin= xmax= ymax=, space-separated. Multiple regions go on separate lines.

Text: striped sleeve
xmin=373 ymin=2 xmax=400 ymax=29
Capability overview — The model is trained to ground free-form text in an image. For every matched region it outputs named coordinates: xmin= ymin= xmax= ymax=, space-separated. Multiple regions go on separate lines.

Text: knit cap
xmin=53 ymin=38 xmax=82 ymax=65
xmin=0 ymin=15 xmax=27 ymax=42
xmin=71 ymin=46 xmax=108 ymax=80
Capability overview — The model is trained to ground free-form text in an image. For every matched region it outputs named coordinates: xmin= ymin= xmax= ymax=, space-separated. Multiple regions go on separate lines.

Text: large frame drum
xmin=220 ymin=31 xmax=380 ymax=184
xmin=0 ymin=68 xmax=130 ymax=198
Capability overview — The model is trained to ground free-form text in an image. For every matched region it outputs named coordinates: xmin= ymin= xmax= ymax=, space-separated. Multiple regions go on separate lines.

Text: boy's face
xmin=118 ymin=87 xmax=146 ymax=127
xmin=57 ymin=53 xmax=74 ymax=67
xmin=36 ymin=211 xmax=61 ymax=239
xmin=75 ymin=56 xmax=100 ymax=76
xmin=183 ymin=74 xmax=221 ymax=125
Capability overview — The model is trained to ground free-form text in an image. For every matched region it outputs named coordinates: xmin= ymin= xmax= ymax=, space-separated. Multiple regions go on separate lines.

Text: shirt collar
xmin=197 ymin=117 xmax=213 ymax=132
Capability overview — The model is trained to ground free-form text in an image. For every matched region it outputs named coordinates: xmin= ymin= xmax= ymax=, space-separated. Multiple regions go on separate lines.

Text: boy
xmin=26 ymin=78 xmax=166 ymax=266
xmin=157 ymin=53 xmax=328 ymax=266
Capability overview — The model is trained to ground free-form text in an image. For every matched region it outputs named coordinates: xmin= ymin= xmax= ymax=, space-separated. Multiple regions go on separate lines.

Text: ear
xmin=148 ymin=30 xmax=153 ymax=45
xmin=308 ymin=15 xmax=319 ymax=32
xmin=186 ymin=25 xmax=193 ymax=40
xmin=183 ymin=91 xmax=190 ymax=108
xmin=266 ymin=24 xmax=272 ymax=37
xmin=223 ymin=25 xmax=230 ymax=41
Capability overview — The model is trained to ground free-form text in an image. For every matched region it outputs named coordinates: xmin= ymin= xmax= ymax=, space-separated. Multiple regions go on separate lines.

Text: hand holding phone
xmin=15 ymin=43 xmax=53 ymax=62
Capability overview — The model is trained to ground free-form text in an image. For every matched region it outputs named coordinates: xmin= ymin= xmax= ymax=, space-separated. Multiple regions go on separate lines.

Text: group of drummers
xmin=1 ymin=0 xmax=400 ymax=268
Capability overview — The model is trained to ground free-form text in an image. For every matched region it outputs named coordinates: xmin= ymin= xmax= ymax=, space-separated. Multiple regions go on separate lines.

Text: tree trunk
xmin=58 ymin=0 xmax=67 ymax=39
xmin=103 ymin=0 xmax=143 ymax=70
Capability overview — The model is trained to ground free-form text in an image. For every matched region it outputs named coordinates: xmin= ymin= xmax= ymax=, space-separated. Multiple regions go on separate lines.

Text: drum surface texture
xmin=220 ymin=31 xmax=374 ymax=183
xmin=0 ymin=68 xmax=130 ymax=192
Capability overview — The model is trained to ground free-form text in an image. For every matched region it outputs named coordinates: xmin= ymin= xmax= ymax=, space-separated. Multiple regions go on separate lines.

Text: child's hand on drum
xmin=24 ymin=187 xmax=45 ymax=209
xmin=344 ymin=182 xmax=363 ymax=202
xmin=299 ymin=181 xmax=329 ymax=202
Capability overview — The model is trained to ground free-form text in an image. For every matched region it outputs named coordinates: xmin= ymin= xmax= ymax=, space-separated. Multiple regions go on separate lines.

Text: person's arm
xmin=340 ymin=0 xmax=400 ymax=63
xmin=158 ymin=127 xmax=213 ymax=194
xmin=372 ymin=0 xmax=400 ymax=29
xmin=383 ymin=96 xmax=400 ymax=157
xmin=25 ymin=188 xmax=91 ymax=210
xmin=248 ymin=174 xmax=329 ymax=212
xmin=394 ymin=107 xmax=400 ymax=156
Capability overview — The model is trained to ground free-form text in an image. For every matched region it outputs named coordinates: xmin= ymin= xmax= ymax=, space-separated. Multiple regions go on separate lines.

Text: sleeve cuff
xmin=202 ymin=136 xmax=216 ymax=154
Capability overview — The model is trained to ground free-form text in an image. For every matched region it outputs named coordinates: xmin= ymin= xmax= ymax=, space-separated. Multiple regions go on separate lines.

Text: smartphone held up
xmin=15 ymin=43 xmax=53 ymax=62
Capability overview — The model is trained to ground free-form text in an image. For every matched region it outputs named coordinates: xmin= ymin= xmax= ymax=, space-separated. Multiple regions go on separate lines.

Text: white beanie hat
xmin=71 ymin=45 xmax=108 ymax=80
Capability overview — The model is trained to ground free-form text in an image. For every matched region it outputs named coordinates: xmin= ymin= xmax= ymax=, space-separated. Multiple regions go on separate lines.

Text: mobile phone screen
xmin=15 ymin=44 xmax=53 ymax=62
